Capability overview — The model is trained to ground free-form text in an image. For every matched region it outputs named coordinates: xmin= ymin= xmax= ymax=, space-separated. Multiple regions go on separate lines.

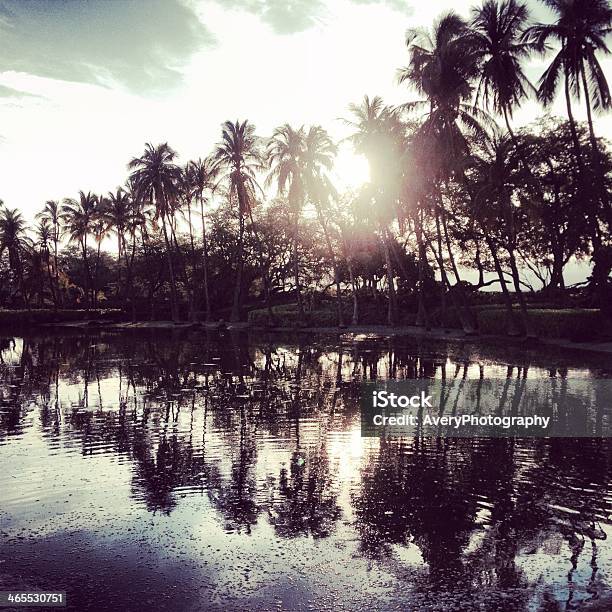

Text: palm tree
xmin=185 ymin=157 xmax=219 ymax=321
xmin=105 ymin=187 xmax=131 ymax=296
xmin=91 ymin=195 xmax=110 ymax=308
xmin=525 ymin=0 xmax=612 ymax=302
xmin=344 ymin=96 xmax=401 ymax=326
xmin=34 ymin=218 xmax=56 ymax=307
xmin=399 ymin=12 xmax=486 ymax=333
xmin=37 ymin=200 xmax=62 ymax=306
xmin=470 ymin=0 xmax=538 ymax=163
xmin=0 ymin=208 xmax=30 ymax=308
xmin=301 ymin=126 xmax=343 ymax=325
xmin=212 ymin=120 xmax=263 ymax=322
xmin=61 ymin=191 xmax=98 ymax=311
xmin=399 ymin=12 xmax=486 ymax=165
xmin=128 ymin=143 xmax=182 ymax=322
xmin=267 ymin=124 xmax=307 ymax=319
xmin=526 ymin=0 xmax=611 ymax=156
xmin=122 ymin=179 xmax=148 ymax=321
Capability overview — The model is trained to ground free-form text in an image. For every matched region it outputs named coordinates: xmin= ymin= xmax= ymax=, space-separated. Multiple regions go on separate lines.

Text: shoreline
xmin=4 ymin=318 xmax=609 ymax=355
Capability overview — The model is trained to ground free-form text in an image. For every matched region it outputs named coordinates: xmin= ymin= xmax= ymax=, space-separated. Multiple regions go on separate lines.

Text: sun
xmin=332 ymin=144 xmax=370 ymax=191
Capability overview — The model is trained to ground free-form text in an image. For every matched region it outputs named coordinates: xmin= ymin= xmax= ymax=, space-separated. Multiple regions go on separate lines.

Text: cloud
xmin=213 ymin=0 xmax=412 ymax=34
xmin=216 ymin=0 xmax=326 ymax=34
xmin=0 ymin=0 xmax=215 ymax=93
xmin=0 ymin=84 xmax=45 ymax=100
xmin=351 ymin=0 xmax=413 ymax=13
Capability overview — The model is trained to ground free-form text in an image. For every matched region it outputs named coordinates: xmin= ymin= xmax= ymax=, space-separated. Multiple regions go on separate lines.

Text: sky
xmin=0 ymin=0 xmax=610 ymax=247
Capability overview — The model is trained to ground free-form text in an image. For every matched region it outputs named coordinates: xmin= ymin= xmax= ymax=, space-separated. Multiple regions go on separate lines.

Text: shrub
xmin=248 ymin=302 xmax=611 ymax=341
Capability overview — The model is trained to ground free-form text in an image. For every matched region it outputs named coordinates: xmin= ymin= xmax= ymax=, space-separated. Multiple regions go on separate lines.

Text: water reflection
xmin=1 ymin=330 xmax=611 ymax=611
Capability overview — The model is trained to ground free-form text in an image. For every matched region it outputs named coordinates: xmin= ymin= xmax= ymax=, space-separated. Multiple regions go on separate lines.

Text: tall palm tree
xmin=267 ymin=124 xmax=307 ymax=319
xmin=526 ymin=0 xmax=611 ymax=155
xmin=470 ymin=0 xmax=538 ymax=158
xmin=525 ymin=0 xmax=612 ymax=302
xmin=105 ymin=187 xmax=131 ymax=295
xmin=34 ymin=218 xmax=56 ymax=308
xmin=344 ymin=96 xmax=401 ymax=326
xmin=301 ymin=126 xmax=342 ymax=325
xmin=128 ymin=143 xmax=182 ymax=322
xmin=212 ymin=120 xmax=263 ymax=322
xmin=185 ymin=157 xmax=219 ymax=321
xmin=0 ymin=208 xmax=30 ymax=308
xmin=399 ymin=12 xmax=486 ymax=333
xmin=91 ymin=195 xmax=110 ymax=308
xmin=37 ymin=200 xmax=62 ymax=306
xmin=123 ymin=179 xmax=148 ymax=321
xmin=61 ymin=191 xmax=98 ymax=311
xmin=399 ymin=12 xmax=486 ymax=166
xmin=173 ymin=168 xmax=199 ymax=322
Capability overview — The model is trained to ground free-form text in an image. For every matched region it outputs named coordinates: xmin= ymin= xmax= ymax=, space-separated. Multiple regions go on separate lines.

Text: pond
xmin=1 ymin=330 xmax=611 ymax=611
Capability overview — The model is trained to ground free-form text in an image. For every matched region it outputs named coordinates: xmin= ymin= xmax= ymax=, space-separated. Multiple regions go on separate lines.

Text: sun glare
xmin=333 ymin=145 xmax=370 ymax=190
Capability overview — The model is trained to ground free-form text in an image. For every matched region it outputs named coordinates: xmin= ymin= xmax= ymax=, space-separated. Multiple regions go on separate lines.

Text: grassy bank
xmin=0 ymin=309 xmax=122 ymax=327
xmin=248 ymin=303 xmax=612 ymax=342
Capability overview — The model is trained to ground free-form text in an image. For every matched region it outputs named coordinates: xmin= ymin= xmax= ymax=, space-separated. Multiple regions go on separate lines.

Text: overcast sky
xmin=0 ymin=0 xmax=610 ymax=232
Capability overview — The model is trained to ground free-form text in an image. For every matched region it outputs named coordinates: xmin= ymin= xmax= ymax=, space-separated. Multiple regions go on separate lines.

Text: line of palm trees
xmin=1 ymin=0 xmax=610 ymax=333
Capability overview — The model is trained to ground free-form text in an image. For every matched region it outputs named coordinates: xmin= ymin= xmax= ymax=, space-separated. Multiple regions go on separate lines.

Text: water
xmin=1 ymin=330 xmax=611 ymax=611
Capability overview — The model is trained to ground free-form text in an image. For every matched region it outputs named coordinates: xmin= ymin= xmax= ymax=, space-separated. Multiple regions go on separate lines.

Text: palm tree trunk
xmin=381 ymin=226 xmax=398 ymax=326
xmin=438 ymin=194 xmax=477 ymax=333
xmin=45 ymin=249 xmax=57 ymax=310
xmin=117 ymin=233 xmax=123 ymax=303
xmin=293 ymin=212 xmax=304 ymax=320
xmin=123 ymin=232 xmax=137 ymax=322
xmin=93 ymin=240 xmax=102 ymax=309
xmin=186 ymin=204 xmax=198 ymax=322
xmin=347 ymin=256 xmax=358 ymax=325
xmin=433 ymin=212 xmax=448 ymax=328
xmin=564 ymin=64 xmax=584 ymax=171
xmin=579 ymin=60 xmax=607 ymax=305
xmin=315 ymin=205 xmax=343 ymax=326
xmin=507 ymin=245 xmax=536 ymax=337
xmin=231 ymin=212 xmax=244 ymax=323
xmin=160 ymin=215 xmax=179 ymax=322
xmin=247 ymin=207 xmax=274 ymax=325
xmin=12 ymin=249 xmax=29 ymax=310
xmin=484 ymin=234 xmax=520 ymax=337
xmin=54 ymin=232 xmax=61 ymax=308
xmin=81 ymin=236 xmax=91 ymax=312
xmin=170 ymin=222 xmax=195 ymax=322
xmin=200 ymin=198 xmax=211 ymax=322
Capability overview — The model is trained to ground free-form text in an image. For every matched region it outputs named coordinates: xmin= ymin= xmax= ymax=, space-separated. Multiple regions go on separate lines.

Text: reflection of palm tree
xmin=269 ymin=446 xmax=341 ymax=538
